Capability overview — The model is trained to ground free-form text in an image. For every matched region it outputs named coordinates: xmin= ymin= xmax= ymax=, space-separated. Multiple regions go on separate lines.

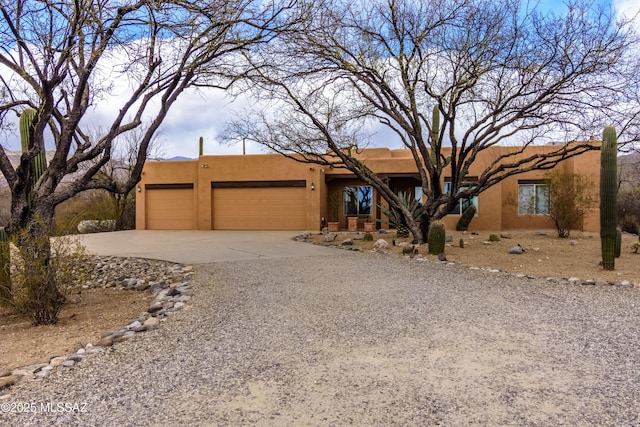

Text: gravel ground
xmin=2 ymin=250 xmax=640 ymax=426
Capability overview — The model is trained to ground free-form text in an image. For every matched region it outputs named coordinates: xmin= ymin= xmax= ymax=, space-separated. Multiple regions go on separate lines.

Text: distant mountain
xmin=165 ymin=156 xmax=194 ymax=161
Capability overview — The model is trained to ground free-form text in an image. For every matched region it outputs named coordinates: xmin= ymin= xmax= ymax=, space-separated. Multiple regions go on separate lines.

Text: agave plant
xmin=377 ymin=192 xmax=421 ymax=238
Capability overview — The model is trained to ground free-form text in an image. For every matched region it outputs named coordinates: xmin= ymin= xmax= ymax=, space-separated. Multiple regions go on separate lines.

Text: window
xmin=443 ymin=181 xmax=478 ymax=215
xmin=414 ymin=186 xmax=423 ymax=204
xmin=344 ymin=186 xmax=372 ymax=216
xmin=518 ymin=182 xmax=549 ymax=215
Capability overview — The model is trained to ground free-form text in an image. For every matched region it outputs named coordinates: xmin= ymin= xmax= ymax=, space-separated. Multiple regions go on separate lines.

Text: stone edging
xmin=0 ymin=257 xmax=194 ymax=396
xmin=294 ymin=233 xmax=638 ymax=289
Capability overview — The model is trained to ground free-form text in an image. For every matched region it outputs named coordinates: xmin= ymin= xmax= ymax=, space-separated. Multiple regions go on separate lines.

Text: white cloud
xmin=615 ymin=0 xmax=640 ymax=30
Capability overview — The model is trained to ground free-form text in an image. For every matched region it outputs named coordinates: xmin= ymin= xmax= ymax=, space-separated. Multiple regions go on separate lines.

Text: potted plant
xmin=327 ymin=192 xmax=340 ymax=232
xmin=363 ymin=215 xmax=376 ymax=232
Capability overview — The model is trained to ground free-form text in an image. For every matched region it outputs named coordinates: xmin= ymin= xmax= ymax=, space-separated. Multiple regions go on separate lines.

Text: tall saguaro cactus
xmin=199 ymin=136 xmax=203 ymax=157
xmin=19 ymin=108 xmax=47 ymax=202
xmin=428 ymin=106 xmax=451 ymax=168
xmin=600 ymin=126 xmax=618 ymax=271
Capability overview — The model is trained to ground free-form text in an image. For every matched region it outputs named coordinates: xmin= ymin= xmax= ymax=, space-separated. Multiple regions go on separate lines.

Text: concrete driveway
xmin=76 ymin=230 xmax=334 ymax=264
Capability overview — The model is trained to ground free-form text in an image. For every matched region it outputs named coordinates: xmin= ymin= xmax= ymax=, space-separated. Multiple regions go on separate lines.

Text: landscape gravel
xmin=2 ymin=250 xmax=640 ymax=425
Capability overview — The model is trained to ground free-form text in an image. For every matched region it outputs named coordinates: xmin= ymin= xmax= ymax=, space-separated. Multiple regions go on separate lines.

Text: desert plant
xmin=54 ymin=190 xmax=118 ymax=235
xmin=427 ymin=106 xmax=451 ymax=168
xmin=0 ymin=227 xmax=9 ymax=304
xmin=402 ymin=245 xmax=415 ymax=255
xmin=632 ymin=242 xmax=640 ymax=253
xmin=20 ymin=108 xmax=47 ymax=203
xmin=456 ymin=205 xmax=476 ymax=231
xmin=600 ymin=126 xmax=618 ymax=270
xmin=459 ymin=238 xmax=464 ymax=248
xmin=328 ymin=192 xmax=341 ymax=222
xmin=8 ymin=219 xmax=89 ymax=324
xmin=489 ymin=234 xmax=500 ymax=242
xmin=363 ymin=233 xmax=373 ymax=241
xmin=428 ymin=222 xmax=446 ymax=255
xmin=0 ymin=109 xmax=47 ymax=304
xmin=199 ymin=136 xmax=204 ymax=156
xmin=617 ymin=187 xmax=640 ymax=236
xmin=378 ymin=192 xmax=421 ymax=238
xmin=0 ymin=187 xmax=9 ymax=226
xmin=545 ymin=169 xmax=595 ymax=238
xmin=615 ymin=227 xmax=622 ymax=258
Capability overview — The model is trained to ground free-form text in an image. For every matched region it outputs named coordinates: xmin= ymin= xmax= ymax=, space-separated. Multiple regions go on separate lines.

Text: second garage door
xmin=212 ymin=186 xmax=306 ymax=230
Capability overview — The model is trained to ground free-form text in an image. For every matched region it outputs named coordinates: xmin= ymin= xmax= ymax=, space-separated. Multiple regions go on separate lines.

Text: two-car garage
xmin=144 ymin=180 xmax=308 ymax=230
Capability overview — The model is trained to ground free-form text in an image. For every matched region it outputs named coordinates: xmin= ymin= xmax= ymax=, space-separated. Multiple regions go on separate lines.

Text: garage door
xmin=212 ymin=185 xmax=306 ymax=230
xmin=145 ymin=186 xmax=194 ymax=230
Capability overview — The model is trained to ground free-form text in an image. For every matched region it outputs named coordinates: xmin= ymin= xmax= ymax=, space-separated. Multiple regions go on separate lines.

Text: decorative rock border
xmin=295 ymin=232 xmax=638 ymax=289
xmin=0 ymin=256 xmax=194 ymax=396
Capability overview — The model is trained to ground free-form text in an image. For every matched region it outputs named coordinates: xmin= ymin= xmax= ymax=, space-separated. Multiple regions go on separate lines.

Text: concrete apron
xmin=74 ymin=230 xmax=334 ymax=264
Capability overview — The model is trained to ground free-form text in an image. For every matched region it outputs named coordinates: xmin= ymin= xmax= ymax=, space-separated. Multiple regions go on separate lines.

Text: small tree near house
xmin=545 ymin=170 xmax=596 ymax=238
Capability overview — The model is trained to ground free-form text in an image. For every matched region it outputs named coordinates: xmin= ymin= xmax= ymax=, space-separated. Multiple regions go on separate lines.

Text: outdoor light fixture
xmin=311 ymin=182 xmax=315 ymax=190
xmin=137 ymin=185 xmax=141 ymax=193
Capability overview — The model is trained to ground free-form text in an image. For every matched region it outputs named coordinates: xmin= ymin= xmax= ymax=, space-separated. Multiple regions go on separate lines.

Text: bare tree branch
xmin=226 ymin=0 xmax=640 ymax=242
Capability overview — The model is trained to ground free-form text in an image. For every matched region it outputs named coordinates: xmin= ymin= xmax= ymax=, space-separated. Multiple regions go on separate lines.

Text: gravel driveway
xmin=3 ymin=250 xmax=640 ymax=426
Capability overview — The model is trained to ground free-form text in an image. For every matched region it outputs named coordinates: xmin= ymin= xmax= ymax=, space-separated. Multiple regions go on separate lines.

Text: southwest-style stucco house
xmin=135 ymin=145 xmax=601 ymax=233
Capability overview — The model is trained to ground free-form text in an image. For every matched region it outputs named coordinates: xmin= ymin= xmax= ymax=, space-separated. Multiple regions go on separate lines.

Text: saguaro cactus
xmin=20 ymin=108 xmax=46 ymax=200
xmin=428 ymin=106 xmax=451 ymax=168
xmin=199 ymin=136 xmax=203 ymax=157
xmin=600 ymin=126 xmax=618 ymax=270
xmin=428 ymin=222 xmax=446 ymax=255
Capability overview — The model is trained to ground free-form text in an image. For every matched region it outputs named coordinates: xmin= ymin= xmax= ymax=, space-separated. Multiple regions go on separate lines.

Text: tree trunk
xmin=420 ymin=212 xmax=431 ymax=245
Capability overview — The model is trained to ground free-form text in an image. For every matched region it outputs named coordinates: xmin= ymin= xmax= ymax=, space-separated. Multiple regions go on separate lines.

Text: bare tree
xmin=0 ymin=0 xmax=294 ymax=323
xmin=226 ymin=0 xmax=640 ymax=243
xmin=92 ymin=126 xmax=164 ymax=230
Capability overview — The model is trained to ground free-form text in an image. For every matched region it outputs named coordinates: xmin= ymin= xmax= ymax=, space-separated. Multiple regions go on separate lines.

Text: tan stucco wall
xmin=136 ymin=144 xmax=601 ymax=233
xmin=197 ymin=154 xmax=322 ymax=230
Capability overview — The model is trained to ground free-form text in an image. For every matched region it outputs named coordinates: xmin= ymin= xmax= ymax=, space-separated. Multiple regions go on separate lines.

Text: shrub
xmin=617 ymin=187 xmax=640 ymax=235
xmin=489 ymin=234 xmax=500 ymax=242
xmin=4 ymin=219 xmax=89 ymax=324
xmin=54 ymin=190 xmax=117 ymax=235
xmin=545 ymin=169 xmax=596 ymax=238
xmin=363 ymin=233 xmax=374 ymax=241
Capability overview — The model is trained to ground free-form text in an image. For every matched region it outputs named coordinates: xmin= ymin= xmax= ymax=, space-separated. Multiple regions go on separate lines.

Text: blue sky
xmin=2 ymin=0 xmax=637 ymax=159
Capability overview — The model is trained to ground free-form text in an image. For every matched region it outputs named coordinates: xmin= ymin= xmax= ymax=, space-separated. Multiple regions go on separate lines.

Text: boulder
xmin=374 ymin=239 xmax=389 ymax=250
xmin=0 ymin=375 xmax=20 ymax=388
xmin=77 ymin=219 xmax=116 ymax=234
xmin=324 ymin=233 xmax=337 ymax=242
xmin=509 ymin=244 xmax=524 ymax=254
